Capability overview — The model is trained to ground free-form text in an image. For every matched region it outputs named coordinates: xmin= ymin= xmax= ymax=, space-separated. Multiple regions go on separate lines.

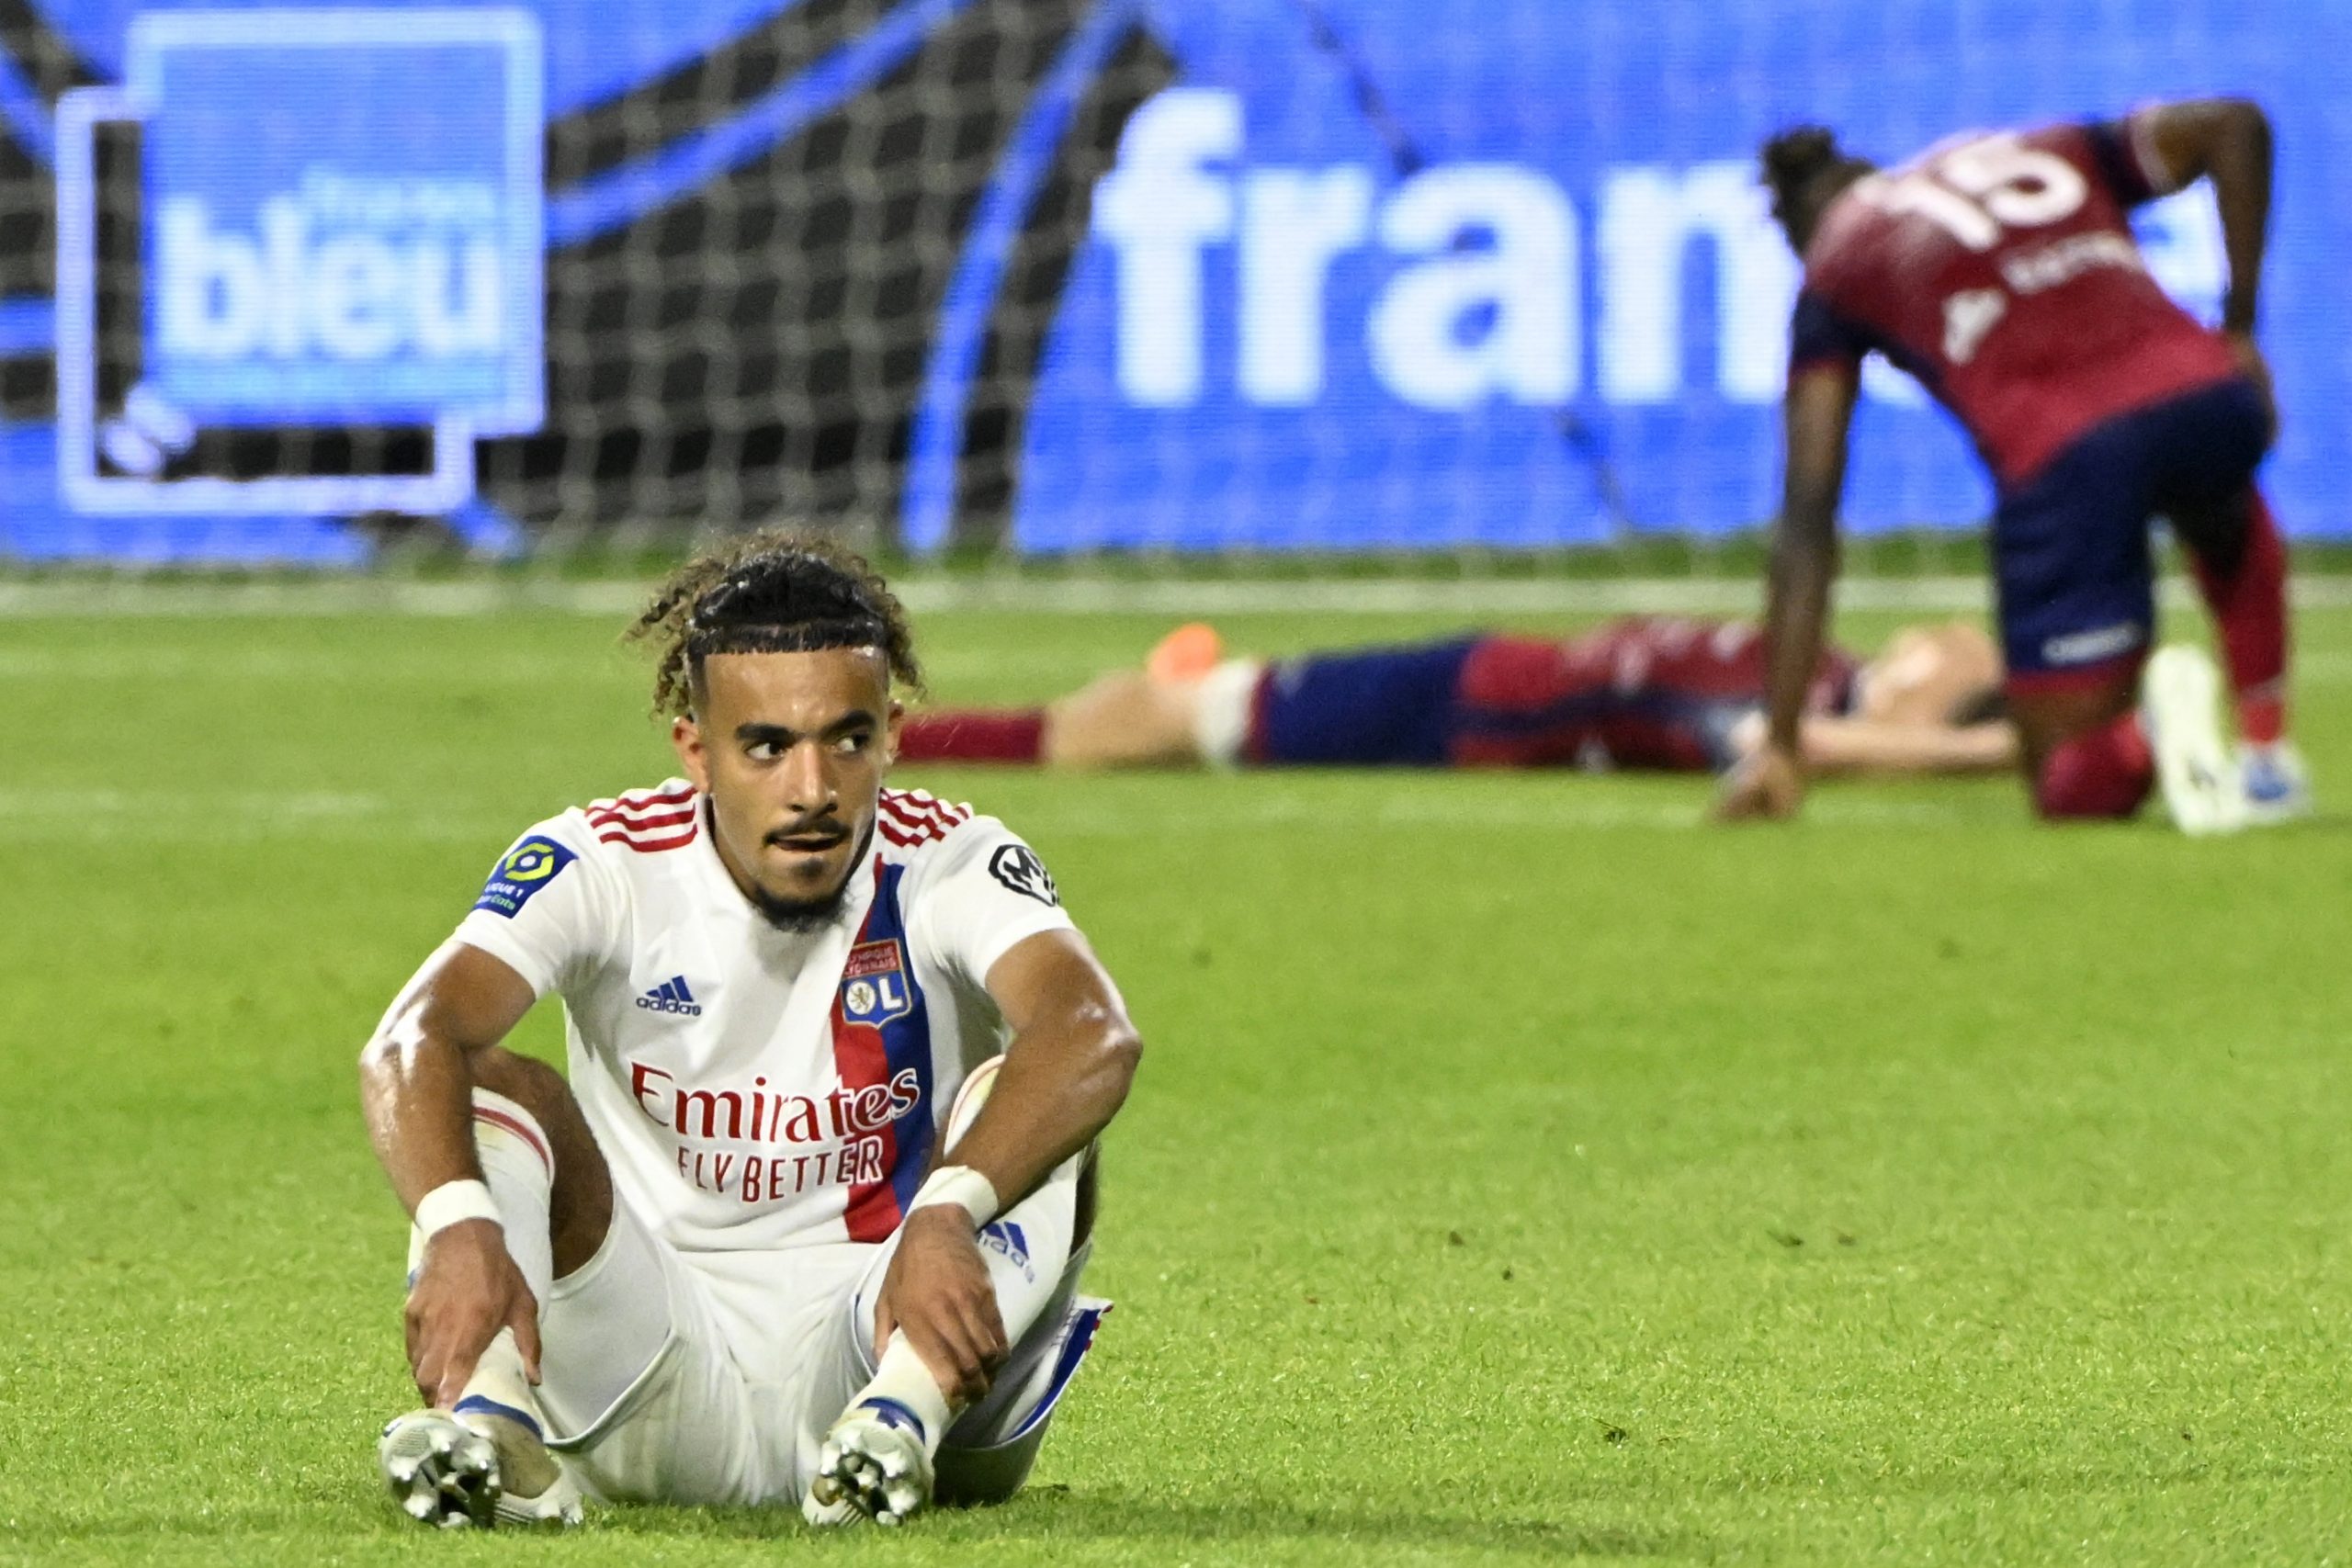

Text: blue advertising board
xmin=2 ymin=0 xmax=2344 ymax=560
xmin=1003 ymin=0 xmax=2341 ymax=551
xmin=52 ymin=7 xmax=541 ymax=516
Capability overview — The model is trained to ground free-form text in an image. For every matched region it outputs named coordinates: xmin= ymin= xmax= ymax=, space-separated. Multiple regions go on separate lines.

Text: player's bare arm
xmin=957 ymin=931 xmax=1140 ymax=1201
xmin=873 ymin=929 xmax=1140 ymax=1403
xmin=2142 ymin=97 xmax=2276 ymax=424
xmin=1719 ymin=363 xmax=1858 ymax=820
xmin=361 ymin=942 xmax=609 ymax=1407
xmin=361 ymin=943 xmax=542 ymax=1409
xmin=1789 ymin=716 xmax=2018 ymax=777
xmin=2141 ymin=99 xmax=2271 ymax=337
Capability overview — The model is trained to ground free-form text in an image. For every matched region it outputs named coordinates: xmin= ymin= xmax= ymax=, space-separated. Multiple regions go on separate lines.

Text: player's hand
xmin=872 ymin=1206 xmax=1006 ymax=1406
xmin=403 ymin=1217 xmax=542 ymax=1408
xmin=2223 ymin=330 xmax=2278 ymax=445
xmin=1715 ymin=744 xmax=1805 ymax=822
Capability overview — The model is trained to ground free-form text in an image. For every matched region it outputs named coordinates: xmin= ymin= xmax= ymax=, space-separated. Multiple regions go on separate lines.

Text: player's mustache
xmin=766 ymin=817 xmax=849 ymax=849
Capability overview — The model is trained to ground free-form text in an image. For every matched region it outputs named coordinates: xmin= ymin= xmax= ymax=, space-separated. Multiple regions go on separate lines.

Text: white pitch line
xmin=0 ymin=787 xmax=391 ymax=818
xmin=0 ymin=777 xmax=2007 ymax=844
xmin=0 ymin=579 xmax=643 ymax=619
xmin=7 ymin=572 xmax=2352 ymax=620
xmin=0 ymin=648 xmax=632 ymax=680
xmin=0 ymin=645 xmax=1074 ymax=683
xmin=1037 ymin=792 xmax=1989 ymax=836
xmin=5 ymin=785 xmax=2004 ymax=845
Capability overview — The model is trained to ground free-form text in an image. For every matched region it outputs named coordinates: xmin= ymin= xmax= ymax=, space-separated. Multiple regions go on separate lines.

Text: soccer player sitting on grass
xmin=894 ymin=615 xmax=2016 ymax=780
xmin=1720 ymin=99 xmax=2308 ymax=833
xmin=360 ymin=535 xmax=1140 ymax=1529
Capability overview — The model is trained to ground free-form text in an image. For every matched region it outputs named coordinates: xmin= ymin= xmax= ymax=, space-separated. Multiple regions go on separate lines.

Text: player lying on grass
xmin=360 ymin=534 xmax=1140 ymax=1529
xmin=894 ymin=615 xmax=2016 ymax=779
xmin=1721 ymin=98 xmax=2309 ymax=833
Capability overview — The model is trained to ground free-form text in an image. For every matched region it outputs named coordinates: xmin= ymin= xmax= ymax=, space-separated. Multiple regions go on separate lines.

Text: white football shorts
xmin=530 ymin=1192 xmax=1105 ymax=1508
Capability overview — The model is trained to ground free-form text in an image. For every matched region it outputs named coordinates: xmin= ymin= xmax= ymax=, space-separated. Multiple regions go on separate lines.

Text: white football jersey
xmin=451 ymin=781 xmax=1076 ymax=1256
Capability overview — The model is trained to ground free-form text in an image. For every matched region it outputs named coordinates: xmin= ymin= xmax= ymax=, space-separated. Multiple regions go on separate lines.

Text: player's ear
xmin=884 ymin=700 xmax=905 ymax=767
xmin=672 ymin=713 xmax=710 ymax=790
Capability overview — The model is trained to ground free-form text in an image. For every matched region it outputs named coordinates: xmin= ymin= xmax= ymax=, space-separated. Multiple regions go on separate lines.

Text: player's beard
xmin=748 ymin=818 xmax=874 ymax=932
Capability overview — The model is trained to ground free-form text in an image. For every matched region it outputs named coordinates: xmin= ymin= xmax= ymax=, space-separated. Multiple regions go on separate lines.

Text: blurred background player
xmin=1722 ymin=99 xmax=2308 ymax=832
xmin=896 ymin=617 xmax=2015 ymax=780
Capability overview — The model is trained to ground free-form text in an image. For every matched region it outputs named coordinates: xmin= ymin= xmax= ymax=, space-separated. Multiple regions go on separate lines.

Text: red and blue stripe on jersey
xmin=831 ymin=856 xmax=938 ymax=1243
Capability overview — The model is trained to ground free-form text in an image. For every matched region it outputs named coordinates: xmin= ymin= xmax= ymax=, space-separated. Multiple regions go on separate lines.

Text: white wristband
xmin=413 ymin=1178 xmax=503 ymax=1238
xmin=910 ymin=1165 xmax=1000 ymax=1227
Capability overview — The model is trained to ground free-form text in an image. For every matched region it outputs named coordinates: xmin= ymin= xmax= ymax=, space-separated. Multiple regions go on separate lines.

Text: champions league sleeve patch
xmin=473 ymin=837 xmax=578 ymax=919
xmin=988 ymin=843 xmax=1059 ymax=907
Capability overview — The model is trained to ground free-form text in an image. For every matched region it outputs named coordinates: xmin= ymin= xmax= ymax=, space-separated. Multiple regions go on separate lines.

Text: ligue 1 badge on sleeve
xmin=475 ymin=836 xmax=577 ymax=919
xmin=53 ymin=8 xmax=545 ymax=518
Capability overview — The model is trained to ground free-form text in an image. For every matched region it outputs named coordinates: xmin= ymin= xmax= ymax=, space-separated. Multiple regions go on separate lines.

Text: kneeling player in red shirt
xmin=895 ymin=617 xmax=2016 ymax=781
xmin=1720 ymin=99 xmax=2307 ymax=832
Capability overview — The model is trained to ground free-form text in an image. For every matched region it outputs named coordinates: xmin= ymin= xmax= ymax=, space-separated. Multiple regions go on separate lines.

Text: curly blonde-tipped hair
xmin=625 ymin=531 xmax=924 ymax=718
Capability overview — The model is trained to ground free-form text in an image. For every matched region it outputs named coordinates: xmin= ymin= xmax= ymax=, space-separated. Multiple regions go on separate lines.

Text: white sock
xmin=851 ymin=1152 xmax=1081 ymax=1455
xmin=405 ymin=1088 xmax=555 ymax=1430
xmin=858 ymin=1337 xmax=957 ymax=1454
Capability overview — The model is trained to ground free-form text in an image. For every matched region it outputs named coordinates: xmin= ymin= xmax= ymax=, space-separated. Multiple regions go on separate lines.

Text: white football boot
xmin=806 ymin=1055 xmax=1006 ymax=1528
xmin=808 ymin=1398 xmax=936 ymax=1527
xmin=378 ymin=1405 xmax=583 ymax=1529
xmin=2238 ymin=738 xmax=2312 ymax=826
xmin=2141 ymin=646 xmax=2246 ymax=836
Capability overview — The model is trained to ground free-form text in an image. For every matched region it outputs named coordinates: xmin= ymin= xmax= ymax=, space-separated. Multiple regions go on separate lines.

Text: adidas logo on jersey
xmin=635 ymin=976 xmax=702 ymax=1017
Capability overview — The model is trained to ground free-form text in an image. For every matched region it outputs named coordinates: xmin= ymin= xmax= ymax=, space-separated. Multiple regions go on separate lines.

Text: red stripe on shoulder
xmin=589 ymin=804 xmax=695 ymax=831
xmin=878 ymin=789 xmax=972 ymax=847
xmin=584 ymin=784 xmax=700 ymax=852
xmin=877 ymin=804 xmax=950 ymax=846
xmin=597 ymin=825 xmax=698 ymax=853
xmin=587 ymin=784 xmax=696 ymax=824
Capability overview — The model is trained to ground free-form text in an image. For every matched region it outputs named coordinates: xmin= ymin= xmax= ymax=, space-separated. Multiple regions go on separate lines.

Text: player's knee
xmin=2034 ymin=773 xmax=2143 ymax=820
xmin=2032 ymin=727 xmax=2154 ymax=820
xmin=933 ymin=1433 xmax=1046 ymax=1508
xmin=469 ymin=1047 xmax=576 ymax=1130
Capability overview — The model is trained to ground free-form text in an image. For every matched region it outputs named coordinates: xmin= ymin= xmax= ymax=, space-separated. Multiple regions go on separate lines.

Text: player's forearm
xmin=945 ymin=1011 xmax=1140 ymax=1211
xmin=2158 ymin=98 xmax=2271 ymax=333
xmin=1798 ymin=717 xmax=2018 ymax=777
xmin=360 ymin=1021 xmax=490 ymax=1215
xmin=358 ymin=942 xmax=539 ymax=1215
xmin=1761 ymin=506 xmax=1839 ymax=755
xmin=2207 ymin=102 xmax=2271 ymax=334
xmin=1766 ymin=370 xmax=1857 ymax=756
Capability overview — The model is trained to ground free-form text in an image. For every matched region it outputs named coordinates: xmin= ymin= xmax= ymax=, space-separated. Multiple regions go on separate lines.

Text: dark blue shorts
xmin=1993 ymin=377 xmax=2269 ymax=684
xmin=1247 ymin=638 xmax=1481 ymax=766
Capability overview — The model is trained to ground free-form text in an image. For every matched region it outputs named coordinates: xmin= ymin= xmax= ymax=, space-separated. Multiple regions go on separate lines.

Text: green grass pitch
xmin=4 ymin=592 xmax=2350 ymax=1565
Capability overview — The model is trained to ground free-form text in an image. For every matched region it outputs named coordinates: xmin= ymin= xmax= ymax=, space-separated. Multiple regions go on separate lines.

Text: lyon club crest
xmin=840 ymin=940 xmax=913 ymax=1025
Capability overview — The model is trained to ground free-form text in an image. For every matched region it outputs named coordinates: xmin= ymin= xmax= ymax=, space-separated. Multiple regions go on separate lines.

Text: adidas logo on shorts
xmin=635 ymin=976 xmax=702 ymax=1016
